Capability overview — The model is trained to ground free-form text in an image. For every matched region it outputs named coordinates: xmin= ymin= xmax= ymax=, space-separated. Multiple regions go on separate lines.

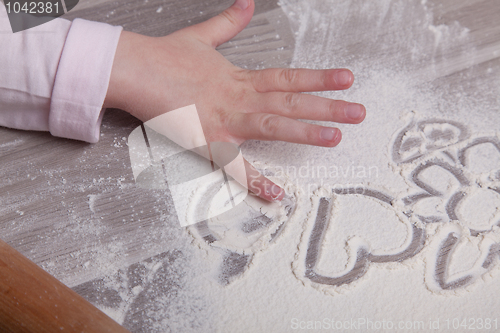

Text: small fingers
xmin=250 ymin=68 xmax=354 ymax=93
xmin=255 ymin=92 xmax=366 ymax=124
xmin=230 ymin=113 xmax=342 ymax=147
xmin=244 ymin=159 xmax=285 ymax=202
xmin=185 ymin=0 xmax=255 ymax=48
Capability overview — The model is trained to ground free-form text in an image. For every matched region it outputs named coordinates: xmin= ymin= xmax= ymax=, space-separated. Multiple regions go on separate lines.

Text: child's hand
xmin=104 ymin=0 xmax=366 ymax=202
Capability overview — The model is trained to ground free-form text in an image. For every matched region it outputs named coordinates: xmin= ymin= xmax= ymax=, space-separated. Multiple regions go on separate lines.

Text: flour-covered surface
xmin=1 ymin=0 xmax=499 ymax=332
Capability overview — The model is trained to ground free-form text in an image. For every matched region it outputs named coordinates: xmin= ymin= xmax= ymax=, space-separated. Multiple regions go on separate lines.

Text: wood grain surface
xmin=0 ymin=239 xmax=131 ymax=332
xmin=0 ymin=0 xmax=499 ymax=331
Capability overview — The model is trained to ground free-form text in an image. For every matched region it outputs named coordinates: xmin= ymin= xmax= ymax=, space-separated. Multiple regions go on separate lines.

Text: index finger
xmin=249 ymin=68 xmax=354 ymax=93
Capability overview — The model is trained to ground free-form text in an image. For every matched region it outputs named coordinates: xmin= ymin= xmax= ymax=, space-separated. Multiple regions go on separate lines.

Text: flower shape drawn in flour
xmin=395 ymin=119 xmax=500 ymax=291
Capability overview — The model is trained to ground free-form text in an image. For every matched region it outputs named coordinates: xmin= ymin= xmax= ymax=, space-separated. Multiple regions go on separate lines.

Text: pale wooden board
xmin=0 ymin=0 xmax=499 ymax=331
xmin=0 ymin=0 xmax=295 ymax=286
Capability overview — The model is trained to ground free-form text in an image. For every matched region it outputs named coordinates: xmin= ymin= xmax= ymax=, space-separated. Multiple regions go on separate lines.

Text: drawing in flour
xmin=301 ymin=188 xmax=425 ymax=287
xmin=296 ymin=118 xmax=500 ymax=292
xmin=186 ymin=117 xmax=499 ymax=292
xmin=188 ymin=169 xmax=296 ymax=285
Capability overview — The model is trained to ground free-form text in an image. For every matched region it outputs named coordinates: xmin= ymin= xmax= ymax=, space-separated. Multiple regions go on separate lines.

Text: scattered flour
xmin=1 ymin=0 xmax=498 ymax=331
xmin=185 ymin=166 xmax=297 ymax=255
xmin=203 ymin=0 xmax=500 ymax=331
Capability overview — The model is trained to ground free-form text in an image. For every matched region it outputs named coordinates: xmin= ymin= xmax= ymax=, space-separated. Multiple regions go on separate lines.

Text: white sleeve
xmin=0 ymin=2 xmax=122 ymax=143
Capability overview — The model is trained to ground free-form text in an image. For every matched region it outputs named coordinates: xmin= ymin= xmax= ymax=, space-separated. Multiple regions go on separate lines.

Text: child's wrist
xmin=104 ymin=31 xmax=142 ymax=116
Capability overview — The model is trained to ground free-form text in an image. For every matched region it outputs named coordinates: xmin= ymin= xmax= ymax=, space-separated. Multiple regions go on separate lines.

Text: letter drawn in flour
xmin=297 ymin=117 xmax=500 ymax=293
xmin=188 ymin=170 xmax=297 ymax=285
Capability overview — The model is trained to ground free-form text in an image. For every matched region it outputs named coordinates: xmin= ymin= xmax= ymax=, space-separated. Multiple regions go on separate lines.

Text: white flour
xmin=200 ymin=0 xmax=500 ymax=331
xmin=186 ymin=173 xmax=293 ymax=253
xmin=2 ymin=0 xmax=497 ymax=331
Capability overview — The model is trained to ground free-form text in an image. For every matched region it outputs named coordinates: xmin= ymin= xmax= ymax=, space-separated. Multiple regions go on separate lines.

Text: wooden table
xmin=1 ymin=0 xmax=499 ymax=331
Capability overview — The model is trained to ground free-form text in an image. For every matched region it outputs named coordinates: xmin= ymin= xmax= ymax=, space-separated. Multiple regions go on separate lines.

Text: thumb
xmin=244 ymin=159 xmax=285 ymax=202
xmin=186 ymin=0 xmax=255 ymax=48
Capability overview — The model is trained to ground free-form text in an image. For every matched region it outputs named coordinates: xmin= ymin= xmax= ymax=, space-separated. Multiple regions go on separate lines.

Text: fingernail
xmin=335 ymin=70 xmax=352 ymax=86
xmin=270 ymin=184 xmax=284 ymax=201
xmin=234 ymin=0 xmax=249 ymax=10
xmin=320 ymin=128 xmax=338 ymax=142
xmin=345 ymin=103 xmax=364 ymax=120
